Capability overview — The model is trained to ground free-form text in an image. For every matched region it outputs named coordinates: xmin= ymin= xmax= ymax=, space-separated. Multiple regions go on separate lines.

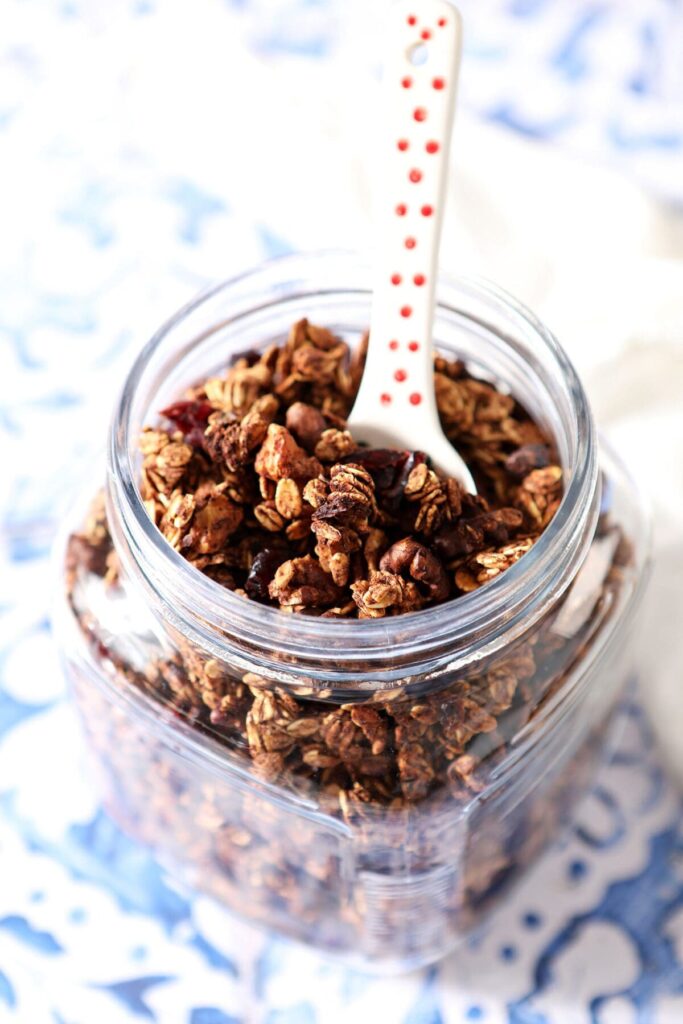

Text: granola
xmin=133 ymin=318 xmax=563 ymax=617
xmin=62 ymin=317 xmax=636 ymax=964
xmin=64 ymin=319 xmax=631 ymax=813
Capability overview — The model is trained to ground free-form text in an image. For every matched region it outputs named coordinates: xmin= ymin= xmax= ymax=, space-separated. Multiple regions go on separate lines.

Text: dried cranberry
xmin=432 ymin=521 xmax=485 ymax=560
xmin=505 ymin=444 xmax=551 ymax=478
xmin=382 ymin=450 xmax=428 ymax=513
xmin=245 ymin=548 xmax=290 ymax=602
xmin=95 ymin=638 xmax=112 ymax=662
xmin=161 ymin=400 xmax=214 ymax=448
xmin=339 ymin=447 xmax=408 ymax=490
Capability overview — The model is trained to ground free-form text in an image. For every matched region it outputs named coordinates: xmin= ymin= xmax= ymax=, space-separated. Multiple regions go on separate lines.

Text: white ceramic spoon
xmin=348 ymin=0 xmax=475 ymax=491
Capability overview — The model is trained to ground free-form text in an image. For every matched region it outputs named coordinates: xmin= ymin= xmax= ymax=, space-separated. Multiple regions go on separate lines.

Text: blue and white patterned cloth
xmin=2 ymin=1 xmax=683 ymax=1020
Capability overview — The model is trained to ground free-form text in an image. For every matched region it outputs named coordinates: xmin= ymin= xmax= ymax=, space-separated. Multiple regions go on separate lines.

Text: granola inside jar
xmin=55 ymin=252 xmax=650 ymax=970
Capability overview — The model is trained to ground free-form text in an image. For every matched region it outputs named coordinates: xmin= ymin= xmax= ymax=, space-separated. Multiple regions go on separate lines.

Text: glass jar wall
xmin=56 ymin=253 xmax=650 ymax=970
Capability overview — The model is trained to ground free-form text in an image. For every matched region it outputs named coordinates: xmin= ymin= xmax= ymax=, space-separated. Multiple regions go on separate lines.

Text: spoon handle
xmin=349 ymin=0 xmax=467 ymax=473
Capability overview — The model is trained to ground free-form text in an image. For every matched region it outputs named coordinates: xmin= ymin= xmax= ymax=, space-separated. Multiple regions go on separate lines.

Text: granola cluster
xmin=139 ymin=319 xmax=563 ymax=617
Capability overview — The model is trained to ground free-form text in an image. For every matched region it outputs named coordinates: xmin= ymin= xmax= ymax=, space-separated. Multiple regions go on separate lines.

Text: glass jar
xmin=55 ymin=251 xmax=650 ymax=971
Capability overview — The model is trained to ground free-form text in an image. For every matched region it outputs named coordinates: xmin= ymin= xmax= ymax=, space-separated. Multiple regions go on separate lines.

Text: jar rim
xmin=109 ymin=250 xmax=598 ymax=680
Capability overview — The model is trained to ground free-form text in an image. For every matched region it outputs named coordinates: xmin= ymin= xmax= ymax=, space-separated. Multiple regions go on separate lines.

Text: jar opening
xmin=108 ymin=251 xmax=598 ymax=687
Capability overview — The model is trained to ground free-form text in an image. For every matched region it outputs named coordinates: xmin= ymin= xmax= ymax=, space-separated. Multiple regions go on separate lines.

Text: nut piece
xmin=380 ymin=537 xmax=450 ymax=602
xmin=285 ymin=402 xmax=328 ymax=451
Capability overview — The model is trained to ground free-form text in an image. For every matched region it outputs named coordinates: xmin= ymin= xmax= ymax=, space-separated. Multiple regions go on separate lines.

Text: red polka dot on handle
xmin=360 ymin=4 xmax=464 ymax=437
